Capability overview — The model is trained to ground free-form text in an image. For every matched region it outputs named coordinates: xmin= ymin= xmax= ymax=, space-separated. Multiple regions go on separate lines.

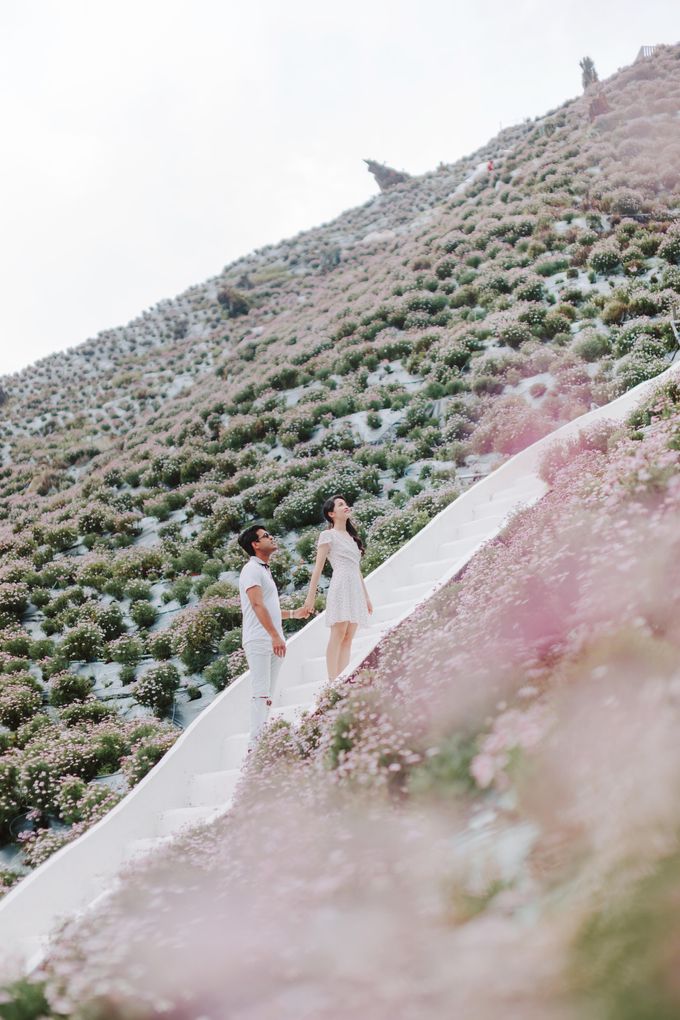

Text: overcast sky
xmin=1 ymin=0 xmax=677 ymax=377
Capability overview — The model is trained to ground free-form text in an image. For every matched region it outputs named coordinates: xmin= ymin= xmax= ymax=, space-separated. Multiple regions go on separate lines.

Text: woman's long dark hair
xmin=322 ymin=494 xmax=365 ymax=555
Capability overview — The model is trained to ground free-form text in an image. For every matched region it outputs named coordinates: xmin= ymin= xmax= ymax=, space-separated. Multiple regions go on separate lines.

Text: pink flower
xmin=470 ymin=753 xmax=496 ymax=789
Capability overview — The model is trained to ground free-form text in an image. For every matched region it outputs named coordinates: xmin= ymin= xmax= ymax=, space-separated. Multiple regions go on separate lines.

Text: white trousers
xmin=244 ymin=639 xmax=284 ymax=743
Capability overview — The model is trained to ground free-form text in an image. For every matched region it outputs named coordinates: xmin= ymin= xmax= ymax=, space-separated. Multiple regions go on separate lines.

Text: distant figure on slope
xmin=238 ymin=524 xmax=311 ymax=743
xmin=487 ymin=159 xmax=494 ymax=172
xmin=588 ymin=87 xmax=610 ymax=122
xmin=304 ymin=495 xmax=373 ymax=680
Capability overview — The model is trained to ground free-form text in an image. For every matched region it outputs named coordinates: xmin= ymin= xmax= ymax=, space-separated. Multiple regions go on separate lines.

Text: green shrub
xmin=0 ymin=760 xmax=23 ymax=834
xmin=19 ymin=729 xmax=101 ymax=810
xmin=0 ymin=978 xmax=51 ymax=1020
xmin=449 ymin=285 xmax=478 ymax=308
xmin=405 ymin=292 xmax=448 ymax=315
xmin=0 ymin=673 xmax=42 ymax=729
xmin=130 ymin=600 xmax=157 ymax=630
xmin=108 ymin=634 xmax=144 ymax=666
xmin=133 ymin=664 xmax=180 ymax=716
xmin=439 ymin=343 xmax=471 ymax=370
xmin=601 ymin=300 xmax=628 ymax=326
xmin=60 ymin=622 xmax=104 ymax=662
xmin=90 ymin=603 xmax=126 ymax=641
xmin=498 ymin=322 xmax=532 ymax=349
xmin=395 ymin=398 xmax=435 ymax=437
xmin=29 ymin=638 xmax=54 ymax=660
xmin=60 ymin=700 xmax=119 ymax=726
xmin=659 ymin=232 xmax=680 ymax=265
xmin=471 ymin=376 xmax=504 ymax=396
xmin=173 ymin=547 xmax=207 ymax=575
xmin=48 ymin=671 xmax=93 ymax=707
xmin=218 ymin=629 xmax=243 ymax=656
xmin=121 ymin=727 xmax=178 ymax=785
xmin=125 ymin=579 xmax=152 ymax=602
xmin=217 ymin=286 xmax=250 ymax=317
xmin=0 ymin=583 xmax=28 ymax=623
xmin=204 ymin=649 xmax=247 ymax=691
xmin=535 ymin=257 xmax=569 ymax=277
xmin=608 ymin=187 xmax=644 ymax=215
xmin=515 ymin=278 xmax=545 ymax=301
xmin=408 ymin=732 xmax=477 ymax=796
xmin=571 ymin=853 xmax=680 ymax=1019
xmin=574 ymin=332 xmax=612 ymax=362
xmin=42 ymin=524 xmax=78 ymax=552
xmin=120 ymin=663 xmax=137 ymax=685
xmin=0 ymin=655 xmax=29 ymax=675
xmin=435 ymin=258 xmax=456 ymax=279
xmin=542 ymin=312 xmax=573 ymax=339
xmin=147 ymin=630 xmax=174 ymax=660
xmin=55 ymin=775 xmax=89 ymax=823
xmin=273 ymin=465 xmax=380 ymax=530
xmin=387 ymin=452 xmax=410 ymax=478
xmin=589 ymin=241 xmax=621 ymax=274
xmin=616 ymin=352 xmax=668 ymax=391
xmin=661 ymin=265 xmax=680 ymax=292
xmin=627 ymin=290 xmax=661 ymax=318
xmin=164 ymin=576 xmax=193 ymax=606
xmin=173 ymin=597 xmax=242 ymax=671
xmin=0 ymin=630 xmax=31 ymax=657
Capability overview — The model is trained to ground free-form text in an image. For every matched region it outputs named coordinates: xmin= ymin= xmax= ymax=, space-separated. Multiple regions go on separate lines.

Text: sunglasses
xmin=255 ymin=531 xmax=273 ymax=540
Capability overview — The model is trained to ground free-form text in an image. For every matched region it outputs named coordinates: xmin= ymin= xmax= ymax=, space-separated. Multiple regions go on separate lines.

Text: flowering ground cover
xmin=6 ymin=373 xmax=679 ymax=1017
xmin=0 ymin=44 xmax=679 ymax=880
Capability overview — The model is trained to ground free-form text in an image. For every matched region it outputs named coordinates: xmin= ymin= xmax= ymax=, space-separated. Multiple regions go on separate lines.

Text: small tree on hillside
xmin=580 ymin=56 xmax=599 ymax=91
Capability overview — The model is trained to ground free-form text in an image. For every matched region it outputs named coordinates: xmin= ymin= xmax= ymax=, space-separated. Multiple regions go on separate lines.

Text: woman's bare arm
xmin=304 ymin=544 xmax=329 ymax=611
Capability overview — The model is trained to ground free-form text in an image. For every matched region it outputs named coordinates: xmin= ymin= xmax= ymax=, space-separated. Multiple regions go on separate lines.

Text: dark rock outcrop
xmin=364 ymin=159 xmax=410 ymax=192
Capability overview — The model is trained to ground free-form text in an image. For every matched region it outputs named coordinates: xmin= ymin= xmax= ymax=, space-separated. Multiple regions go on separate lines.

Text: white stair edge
xmin=1 ymin=362 xmax=677 ymax=968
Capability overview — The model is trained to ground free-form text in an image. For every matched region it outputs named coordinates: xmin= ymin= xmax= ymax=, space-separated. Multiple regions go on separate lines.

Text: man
xmin=237 ymin=524 xmax=310 ymax=743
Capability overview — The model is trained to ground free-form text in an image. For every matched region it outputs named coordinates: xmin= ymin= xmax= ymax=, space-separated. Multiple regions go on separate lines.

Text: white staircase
xmin=1 ymin=363 xmax=678 ymax=971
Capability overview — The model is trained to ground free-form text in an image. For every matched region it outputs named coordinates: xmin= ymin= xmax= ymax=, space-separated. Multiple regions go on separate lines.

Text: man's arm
xmin=246 ymin=585 xmax=286 ymax=657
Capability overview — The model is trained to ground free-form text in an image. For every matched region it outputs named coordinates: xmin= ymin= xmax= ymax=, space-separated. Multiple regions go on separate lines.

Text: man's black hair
xmin=238 ymin=524 xmax=267 ymax=558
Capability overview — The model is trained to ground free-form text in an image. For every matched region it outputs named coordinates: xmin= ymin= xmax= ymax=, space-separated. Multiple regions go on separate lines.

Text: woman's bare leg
xmin=326 ymin=622 xmax=349 ymax=680
xmin=337 ymin=622 xmax=358 ymax=676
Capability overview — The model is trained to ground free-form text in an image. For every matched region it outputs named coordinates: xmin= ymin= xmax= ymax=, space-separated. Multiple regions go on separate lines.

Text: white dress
xmin=318 ymin=529 xmax=370 ymax=627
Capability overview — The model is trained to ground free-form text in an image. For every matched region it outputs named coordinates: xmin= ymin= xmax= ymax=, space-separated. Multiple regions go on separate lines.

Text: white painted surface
xmin=1 ymin=362 xmax=678 ymax=970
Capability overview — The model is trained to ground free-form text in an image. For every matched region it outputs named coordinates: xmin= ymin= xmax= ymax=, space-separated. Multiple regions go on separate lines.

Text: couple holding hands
xmin=237 ymin=495 xmax=373 ymax=740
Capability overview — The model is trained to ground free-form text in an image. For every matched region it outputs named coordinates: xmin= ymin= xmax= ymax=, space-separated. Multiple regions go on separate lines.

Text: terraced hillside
xmin=0 ymin=44 xmax=679 ymax=889
xmin=9 ymin=356 xmax=680 ymax=1018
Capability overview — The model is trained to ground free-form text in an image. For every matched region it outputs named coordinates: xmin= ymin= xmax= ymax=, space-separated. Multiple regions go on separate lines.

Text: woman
xmin=304 ymin=495 xmax=373 ymax=680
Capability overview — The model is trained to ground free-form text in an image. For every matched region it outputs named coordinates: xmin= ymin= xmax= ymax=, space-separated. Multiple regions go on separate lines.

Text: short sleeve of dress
xmin=318 ymin=530 xmax=332 ymax=548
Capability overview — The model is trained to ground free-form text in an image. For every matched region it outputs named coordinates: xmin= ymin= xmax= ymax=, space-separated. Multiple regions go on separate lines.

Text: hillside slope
xmin=16 ymin=371 xmax=680 ymax=1018
xmin=0 ymin=44 xmax=679 ymax=886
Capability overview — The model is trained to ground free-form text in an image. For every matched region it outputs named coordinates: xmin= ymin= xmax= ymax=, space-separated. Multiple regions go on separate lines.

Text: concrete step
xmin=370 ymin=598 xmax=414 ymax=623
xmin=279 ymin=678 xmax=325 ymax=707
xmin=299 ymin=631 xmax=383 ymax=685
xmin=189 ymin=768 xmax=240 ymax=808
xmin=448 ymin=515 xmax=505 ymax=540
xmin=470 ymin=494 xmax=520 ymax=518
xmin=16 ymin=934 xmax=50 ymax=971
xmin=156 ymin=805 xmax=221 ymax=838
xmin=393 ymin=579 xmax=435 ymax=600
xmin=123 ymin=834 xmax=174 ymax=863
xmin=411 ymin=559 xmax=458 ymax=585
xmin=302 ymin=654 xmax=328 ymax=684
xmin=352 ymin=624 xmax=384 ymax=647
xmin=437 ymin=534 xmax=485 ymax=559
xmin=269 ymin=703 xmax=309 ymax=726
xmin=220 ymin=731 xmax=249 ymax=769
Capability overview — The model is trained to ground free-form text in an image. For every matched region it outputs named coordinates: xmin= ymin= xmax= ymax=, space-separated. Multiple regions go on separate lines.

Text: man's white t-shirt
xmin=239 ymin=557 xmax=282 ymax=645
